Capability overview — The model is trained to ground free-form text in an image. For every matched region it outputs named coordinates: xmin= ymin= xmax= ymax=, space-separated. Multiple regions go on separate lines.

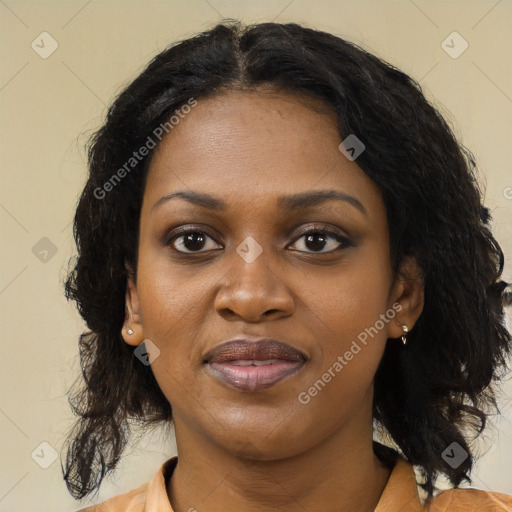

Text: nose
xmin=214 ymin=247 xmax=295 ymax=323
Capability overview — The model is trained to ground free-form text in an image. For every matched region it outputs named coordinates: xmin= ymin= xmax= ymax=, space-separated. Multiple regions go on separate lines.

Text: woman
xmin=62 ymin=20 xmax=512 ymax=511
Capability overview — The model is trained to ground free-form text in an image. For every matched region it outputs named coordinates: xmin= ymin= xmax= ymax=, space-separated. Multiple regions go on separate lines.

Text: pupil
xmin=184 ymin=232 xmax=205 ymax=251
xmin=306 ymin=233 xmax=326 ymax=251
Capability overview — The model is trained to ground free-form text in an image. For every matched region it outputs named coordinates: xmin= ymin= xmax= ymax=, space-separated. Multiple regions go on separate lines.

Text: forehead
xmin=142 ymin=89 xmax=383 ymax=217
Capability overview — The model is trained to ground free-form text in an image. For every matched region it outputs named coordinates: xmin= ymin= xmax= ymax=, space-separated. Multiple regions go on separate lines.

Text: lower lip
xmin=207 ymin=360 xmax=304 ymax=391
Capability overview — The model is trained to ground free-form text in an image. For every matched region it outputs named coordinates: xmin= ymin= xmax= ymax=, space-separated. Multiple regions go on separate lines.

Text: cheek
xmin=136 ymin=257 xmax=208 ymax=339
xmin=305 ymin=253 xmax=393 ymax=343
xmin=134 ymin=259 xmax=216 ymax=399
xmin=299 ymin=290 xmax=390 ymax=432
xmin=301 ymin=251 xmax=393 ymax=393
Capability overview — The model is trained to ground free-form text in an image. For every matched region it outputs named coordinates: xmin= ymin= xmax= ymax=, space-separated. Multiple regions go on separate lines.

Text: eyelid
xmin=289 ymin=223 xmax=350 ymax=241
xmin=164 ymin=225 xmax=224 ymax=249
xmin=287 ymin=223 xmax=352 ymax=250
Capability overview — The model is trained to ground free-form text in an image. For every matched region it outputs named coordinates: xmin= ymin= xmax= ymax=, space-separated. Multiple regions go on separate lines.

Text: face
xmin=123 ymin=89 xmax=423 ymax=459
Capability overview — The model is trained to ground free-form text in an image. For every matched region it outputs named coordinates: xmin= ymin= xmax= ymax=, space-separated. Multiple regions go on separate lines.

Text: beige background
xmin=0 ymin=1 xmax=511 ymax=511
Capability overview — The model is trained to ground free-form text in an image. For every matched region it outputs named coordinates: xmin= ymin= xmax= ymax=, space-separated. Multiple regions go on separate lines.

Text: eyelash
xmin=164 ymin=224 xmax=352 ymax=255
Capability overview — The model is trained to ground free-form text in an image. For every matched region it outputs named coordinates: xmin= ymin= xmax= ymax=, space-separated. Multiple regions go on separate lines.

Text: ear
xmin=121 ymin=262 xmax=145 ymax=347
xmin=387 ymin=255 xmax=424 ymax=339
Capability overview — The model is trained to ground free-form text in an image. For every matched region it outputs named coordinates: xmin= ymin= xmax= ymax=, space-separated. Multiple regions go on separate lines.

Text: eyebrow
xmin=151 ymin=189 xmax=367 ymax=216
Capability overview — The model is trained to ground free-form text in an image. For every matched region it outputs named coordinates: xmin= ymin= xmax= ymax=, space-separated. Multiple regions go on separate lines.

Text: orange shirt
xmin=75 ymin=456 xmax=512 ymax=511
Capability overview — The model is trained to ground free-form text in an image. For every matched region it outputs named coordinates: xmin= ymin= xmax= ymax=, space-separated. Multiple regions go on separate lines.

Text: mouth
xmin=204 ymin=337 xmax=307 ymax=392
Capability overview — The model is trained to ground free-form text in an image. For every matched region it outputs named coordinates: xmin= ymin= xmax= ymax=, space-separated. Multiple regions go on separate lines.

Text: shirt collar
xmin=144 ymin=455 xmax=423 ymax=511
xmin=144 ymin=456 xmax=177 ymax=512
xmin=374 ymin=457 xmax=424 ymax=511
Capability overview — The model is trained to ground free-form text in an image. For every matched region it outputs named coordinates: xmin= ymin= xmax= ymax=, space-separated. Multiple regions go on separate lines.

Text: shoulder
xmin=73 ymin=482 xmax=148 ymax=512
xmin=428 ymin=487 xmax=512 ymax=511
xmin=71 ymin=456 xmax=177 ymax=512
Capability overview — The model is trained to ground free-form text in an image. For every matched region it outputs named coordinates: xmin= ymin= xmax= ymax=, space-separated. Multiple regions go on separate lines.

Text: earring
xmin=396 ymin=322 xmax=409 ymax=345
xmin=126 ymin=329 xmax=134 ymax=335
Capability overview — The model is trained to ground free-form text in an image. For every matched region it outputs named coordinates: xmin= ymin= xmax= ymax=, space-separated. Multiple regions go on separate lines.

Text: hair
xmin=62 ymin=19 xmax=511 ymax=503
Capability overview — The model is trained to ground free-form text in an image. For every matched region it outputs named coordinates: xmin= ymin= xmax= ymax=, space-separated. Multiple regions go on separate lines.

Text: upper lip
xmin=204 ymin=336 xmax=307 ymax=364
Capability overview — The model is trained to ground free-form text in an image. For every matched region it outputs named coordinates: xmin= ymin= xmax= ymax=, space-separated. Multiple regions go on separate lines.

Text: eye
xmin=167 ymin=227 xmax=222 ymax=253
xmin=287 ymin=225 xmax=351 ymax=253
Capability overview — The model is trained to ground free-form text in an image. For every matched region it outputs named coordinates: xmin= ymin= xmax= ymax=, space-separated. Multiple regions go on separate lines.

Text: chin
xmin=209 ymin=415 xmax=313 ymax=460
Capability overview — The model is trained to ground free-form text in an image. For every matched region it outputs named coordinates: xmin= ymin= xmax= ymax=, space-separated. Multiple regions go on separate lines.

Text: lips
xmin=204 ymin=338 xmax=307 ymax=392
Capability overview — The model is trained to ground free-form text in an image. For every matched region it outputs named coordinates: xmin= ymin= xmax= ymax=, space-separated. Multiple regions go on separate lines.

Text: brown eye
xmin=288 ymin=226 xmax=352 ymax=253
xmin=167 ymin=228 xmax=222 ymax=253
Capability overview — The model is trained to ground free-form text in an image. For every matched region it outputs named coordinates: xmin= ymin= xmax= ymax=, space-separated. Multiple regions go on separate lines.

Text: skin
xmin=121 ymin=88 xmax=424 ymax=512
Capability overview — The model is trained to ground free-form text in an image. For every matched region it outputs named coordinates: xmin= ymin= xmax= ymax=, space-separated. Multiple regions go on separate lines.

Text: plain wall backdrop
xmin=0 ymin=1 xmax=511 ymax=511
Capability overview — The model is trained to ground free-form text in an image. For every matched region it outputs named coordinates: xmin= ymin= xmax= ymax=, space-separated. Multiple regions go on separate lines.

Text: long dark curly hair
xmin=61 ymin=19 xmax=511 ymax=503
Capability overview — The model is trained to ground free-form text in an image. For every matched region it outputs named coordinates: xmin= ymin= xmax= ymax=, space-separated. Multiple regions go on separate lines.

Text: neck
xmin=167 ymin=397 xmax=392 ymax=512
